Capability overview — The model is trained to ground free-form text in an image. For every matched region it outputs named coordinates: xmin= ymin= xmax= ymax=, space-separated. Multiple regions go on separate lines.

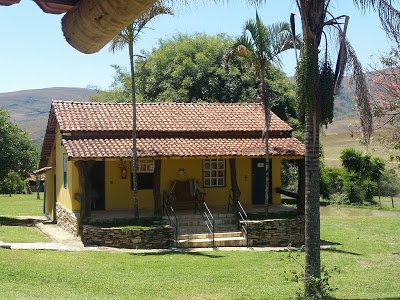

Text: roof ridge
xmin=52 ymin=100 xmax=263 ymax=106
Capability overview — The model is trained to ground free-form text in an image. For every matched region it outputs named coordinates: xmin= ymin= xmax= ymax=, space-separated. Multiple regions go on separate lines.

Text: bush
xmin=321 ymin=167 xmax=346 ymax=200
xmin=0 ymin=170 xmax=25 ymax=196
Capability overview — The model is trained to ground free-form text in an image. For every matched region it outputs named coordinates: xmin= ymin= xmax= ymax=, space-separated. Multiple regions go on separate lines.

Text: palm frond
xmin=344 ymin=39 xmax=373 ymax=147
xmin=354 ymin=0 xmax=400 ymax=46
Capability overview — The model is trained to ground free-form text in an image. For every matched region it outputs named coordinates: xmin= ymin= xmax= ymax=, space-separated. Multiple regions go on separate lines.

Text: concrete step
xmin=177 ymin=236 xmax=247 ymax=248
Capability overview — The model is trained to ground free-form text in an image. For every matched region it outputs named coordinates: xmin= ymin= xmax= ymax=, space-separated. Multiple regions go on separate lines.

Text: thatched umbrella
xmin=62 ymin=0 xmax=158 ymax=54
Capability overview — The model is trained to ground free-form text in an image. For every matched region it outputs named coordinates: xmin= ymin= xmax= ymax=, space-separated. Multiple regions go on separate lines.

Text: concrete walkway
xmin=0 ymin=216 xmax=327 ymax=253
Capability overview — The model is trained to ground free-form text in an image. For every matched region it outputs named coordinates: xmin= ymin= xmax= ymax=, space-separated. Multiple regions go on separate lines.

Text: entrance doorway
xmin=252 ymin=158 xmax=272 ymax=204
xmin=90 ymin=161 xmax=105 ymax=210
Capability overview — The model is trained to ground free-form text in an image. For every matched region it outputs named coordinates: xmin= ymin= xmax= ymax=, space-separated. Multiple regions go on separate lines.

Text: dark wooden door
xmin=252 ymin=158 xmax=272 ymax=204
xmin=90 ymin=161 xmax=105 ymax=210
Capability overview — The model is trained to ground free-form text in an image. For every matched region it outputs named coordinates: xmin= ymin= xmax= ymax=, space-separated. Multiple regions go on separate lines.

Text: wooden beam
xmin=62 ymin=0 xmax=157 ymax=54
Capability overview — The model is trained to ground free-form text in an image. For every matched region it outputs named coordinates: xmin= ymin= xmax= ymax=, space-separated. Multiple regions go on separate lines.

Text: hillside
xmin=0 ymin=87 xmax=97 ymax=145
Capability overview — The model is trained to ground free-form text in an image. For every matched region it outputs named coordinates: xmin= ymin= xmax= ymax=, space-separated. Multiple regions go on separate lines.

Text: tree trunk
xmin=304 ymin=113 xmax=321 ymax=284
xmin=129 ymin=39 xmax=139 ymax=219
xmin=297 ymin=159 xmax=305 ymax=215
xmin=62 ymin=0 xmax=158 ymax=54
xmin=153 ymin=159 xmax=162 ymax=218
xmin=75 ymin=160 xmax=95 ymax=234
xmin=229 ymin=158 xmax=241 ymax=207
xmin=297 ymin=1 xmax=325 ymax=296
xmin=260 ymin=63 xmax=270 ymax=215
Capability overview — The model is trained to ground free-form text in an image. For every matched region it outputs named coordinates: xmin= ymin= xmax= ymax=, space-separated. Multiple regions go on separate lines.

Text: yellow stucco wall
xmin=54 ymin=128 xmax=80 ymax=212
xmin=104 ymin=160 xmax=154 ymax=210
xmin=44 ymin=149 xmax=56 ymax=220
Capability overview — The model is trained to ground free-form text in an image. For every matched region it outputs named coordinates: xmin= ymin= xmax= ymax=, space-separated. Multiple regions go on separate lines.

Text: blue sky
xmin=0 ymin=1 xmax=393 ymax=93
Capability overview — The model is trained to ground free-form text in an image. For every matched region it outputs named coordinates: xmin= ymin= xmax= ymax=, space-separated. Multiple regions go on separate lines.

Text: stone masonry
xmin=56 ymin=203 xmax=80 ymax=237
xmin=81 ymin=225 xmax=175 ymax=249
xmin=245 ymin=216 xmax=305 ymax=247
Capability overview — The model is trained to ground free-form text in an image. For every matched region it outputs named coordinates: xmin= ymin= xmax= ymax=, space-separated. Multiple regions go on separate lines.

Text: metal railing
xmin=163 ymin=191 xmax=178 ymax=245
xmin=228 ymin=189 xmax=249 ymax=247
xmin=194 ymin=190 xmax=215 ymax=249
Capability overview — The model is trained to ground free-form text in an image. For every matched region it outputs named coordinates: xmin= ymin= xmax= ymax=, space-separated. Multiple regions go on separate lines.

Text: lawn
xmin=0 ymin=193 xmax=49 ymax=243
xmin=1 ymin=194 xmax=399 ymax=299
xmin=0 ymin=193 xmax=44 ymax=217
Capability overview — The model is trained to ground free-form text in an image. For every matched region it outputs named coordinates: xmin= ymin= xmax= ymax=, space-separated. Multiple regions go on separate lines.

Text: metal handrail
xmin=228 ymin=188 xmax=249 ymax=247
xmin=194 ymin=190 xmax=215 ymax=249
xmin=163 ymin=191 xmax=178 ymax=245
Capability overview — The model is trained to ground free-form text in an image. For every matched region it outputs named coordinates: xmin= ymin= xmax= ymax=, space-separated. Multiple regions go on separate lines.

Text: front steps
xmin=177 ymin=231 xmax=248 ymax=248
xmin=163 ymin=212 xmax=249 ymax=248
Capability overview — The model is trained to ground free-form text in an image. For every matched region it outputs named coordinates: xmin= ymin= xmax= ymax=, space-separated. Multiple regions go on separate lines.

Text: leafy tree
xmin=0 ymin=108 xmax=38 ymax=193
xmin=135 ymin=33 xmax=259 ymax=103
xmin=0 ymin=170 xmax=25 ymax=196
xmin=108 ymin=2 xmax=173 ymax=218
xmin=378 ymin=170 xmax=400 ymax=207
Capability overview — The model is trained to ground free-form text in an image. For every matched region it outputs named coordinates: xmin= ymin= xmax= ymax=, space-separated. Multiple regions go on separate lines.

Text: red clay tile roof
xmin=39 ymin=101 xmax=304 ymax=168
xmin=52 ymin=101 xmax=292 ymax=133
xmin=61 ymin=137 xmax=305 ymax=159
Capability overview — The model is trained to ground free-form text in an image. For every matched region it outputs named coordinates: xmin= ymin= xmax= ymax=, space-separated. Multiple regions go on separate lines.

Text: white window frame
xmin=137 ymin=159 xmax=154 ymax=173
xmin=203 ymin=159 xmax=225 ymax=187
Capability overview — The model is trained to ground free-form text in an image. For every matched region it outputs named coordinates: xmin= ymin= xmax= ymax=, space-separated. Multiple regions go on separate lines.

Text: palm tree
xmin=223 ymin=12 xmax=296 ymax=214
xmin=109 ymin=2 xmax=173 ymax=218
xmin=246 ymin=0 xmax=400 ymax=297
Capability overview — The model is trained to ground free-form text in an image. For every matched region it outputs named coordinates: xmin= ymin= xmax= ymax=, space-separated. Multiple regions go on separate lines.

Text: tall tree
xmin=287 ymin=0 xmax=400 ymax=297
xmin=0 ymin=108 xmax=38 ymax=193
xmin=223 ymin=13 xmax=295 ymax=214
xmin=109 ymin=2 xmax=173 ymax=218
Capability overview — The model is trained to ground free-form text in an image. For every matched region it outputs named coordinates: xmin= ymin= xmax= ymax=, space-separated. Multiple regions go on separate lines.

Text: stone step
xmin=178 ymin=224 xmax=239 ymax=234
xmin=178 ymin=231 xmax=243 ymax=240
xmin=175 ymin=218 xmax=236 ymax=227
xmin=177 ymin=236 xmax=247 ymax=248
xmin=162 ymin=213 xmax=235 ymax=220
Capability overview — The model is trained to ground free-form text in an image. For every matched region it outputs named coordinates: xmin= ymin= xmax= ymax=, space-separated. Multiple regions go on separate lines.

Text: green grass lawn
xmin=0 ymin=193 xmax=49 ymax=243
xmin=0 ymin=193 xmax=44 ymax=217
xmin=0 ymin=214 xmax=399 ymax=299
xmin=1 ymin=194 xmax=399 ymax=299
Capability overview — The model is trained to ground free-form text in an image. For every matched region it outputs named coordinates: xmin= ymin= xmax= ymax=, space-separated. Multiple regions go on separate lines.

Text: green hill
xmin=0 ymin=87 xmax=97 ymax=146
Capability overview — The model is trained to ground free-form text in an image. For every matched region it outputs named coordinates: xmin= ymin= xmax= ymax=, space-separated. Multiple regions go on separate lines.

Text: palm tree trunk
xmin=261 ymin=67 xmax=270 ymax=215
xmin=297 ymin=1 xmax=325 ymax=296
xmin=304 ymin=112 xmax=321 ymax=284
xmin=129 ymin=40 xmax=139 ymax=219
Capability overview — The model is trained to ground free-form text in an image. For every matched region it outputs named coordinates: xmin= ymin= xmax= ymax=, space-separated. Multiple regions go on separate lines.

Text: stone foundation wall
xmin=245 ymin=216 xmax=304 ymax=247
xmin=81 ymin=225 xmax=175 ymax=249
xmin=56 ymin=203 xmax=80 ymax=237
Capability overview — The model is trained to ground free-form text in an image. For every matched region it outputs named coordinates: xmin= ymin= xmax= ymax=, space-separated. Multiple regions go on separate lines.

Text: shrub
xmin=0 ymin=170 xmax=25 ymax=196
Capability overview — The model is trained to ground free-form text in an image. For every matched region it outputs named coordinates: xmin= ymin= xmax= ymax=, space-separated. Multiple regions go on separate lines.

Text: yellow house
xmin=37 ymin=101 xmax=305 ymax=236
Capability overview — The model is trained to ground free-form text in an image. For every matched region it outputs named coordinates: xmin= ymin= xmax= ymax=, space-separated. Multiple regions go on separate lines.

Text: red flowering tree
xmin=371 ymin=48 xmax=400 ymax=156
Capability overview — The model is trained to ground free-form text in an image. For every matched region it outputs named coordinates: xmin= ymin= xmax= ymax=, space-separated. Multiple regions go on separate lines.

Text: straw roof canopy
xmin=0 ymin=0 xmax=158 ymax=53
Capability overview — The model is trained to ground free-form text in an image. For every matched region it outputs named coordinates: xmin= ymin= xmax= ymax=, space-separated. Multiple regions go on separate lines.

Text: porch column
xmin=229 ymin=158 xmax=241 ymax=206
xmin=75 ymin=160 xmax=96 ymax=232
xmin=297 ymin=159 xmax=305 ymax=215
xmin=153 ymin=159 xmax=162 ymax=218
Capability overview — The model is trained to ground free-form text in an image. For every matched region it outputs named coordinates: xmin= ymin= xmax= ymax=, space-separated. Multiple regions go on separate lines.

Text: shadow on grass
xmin=333 ymin=298 xmax=400 ymax=300
xmin=130 ymin=250 xmax=223 ymax=258
xmin=321 ymin=247 xmax=361 ymax=256
xmin=0 ymin=216 xmax=38 ymax=226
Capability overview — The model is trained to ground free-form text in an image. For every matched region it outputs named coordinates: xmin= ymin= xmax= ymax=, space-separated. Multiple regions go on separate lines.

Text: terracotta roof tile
xmin=52 ymin=101 xmax=291 ymax=133
xmin=62 ymin=137 xmax=305 ymax=159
